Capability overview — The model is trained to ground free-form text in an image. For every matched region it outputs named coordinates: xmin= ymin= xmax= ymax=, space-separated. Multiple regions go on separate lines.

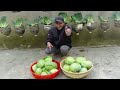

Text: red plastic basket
xmin=30 ymin=60 xmax=60 ymax=79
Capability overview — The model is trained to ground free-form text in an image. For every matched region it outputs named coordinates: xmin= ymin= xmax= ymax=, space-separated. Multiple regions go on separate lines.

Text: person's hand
xmin=47 ymin=42 xmax=53 ymax=51
xmin=65 ymin=26 xmax=72 ymax=36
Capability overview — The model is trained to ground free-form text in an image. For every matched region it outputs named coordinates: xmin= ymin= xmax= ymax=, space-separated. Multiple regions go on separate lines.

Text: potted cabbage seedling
xmin=58 ymin=12 xmax=72 ymax=24
xmin=13 ymin=18 xmax=25 ymax=37
xmin=41 ymin=16 xmax=54 ymax=30
xmin=98 ymin=16 xmax=110 ymax=32
xmin=111 ymin=12 xmax=120 ymax=28
xmin=0 ymin=16 xmax=11 ymax=37
xmin=84 ymin=15 xmax=97 ymax=33
xmin=58 ymin=12 xmax=80 ymax=35
xmin=71 ymin=12 xmax=86 ymax=35
xmin=26 ymin=18 xmax=40 ymax=36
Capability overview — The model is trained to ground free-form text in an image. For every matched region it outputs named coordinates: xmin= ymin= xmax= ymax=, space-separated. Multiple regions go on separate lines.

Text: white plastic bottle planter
xmin=44 ymin=25 xmax=52 ymax=30
xmin=114 ymin=20 xmax=120 ymax=28
xmin=29 ymin=24 xmax=39 ymax=36
xmin=76 ymin=33 xmax=80 ymax=35
xmin=0 ymin=25 xmax=11 ymax=37
xmin=14 ymin=25 xmax=25 ymax=37
xmin=87 ymin=22 xmax=97 ymax=33
xmin=100 ymin=21 xmax=110 ymax=32
xmin=76 ymin=24 xmax=83 ymax=31
xmin=71 ymin=25 xmax=80 ymax=36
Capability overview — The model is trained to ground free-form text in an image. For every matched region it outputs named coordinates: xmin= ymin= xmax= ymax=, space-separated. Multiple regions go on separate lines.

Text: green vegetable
xmin=26 ymin=18 xmax=40 ymax=26
xmin=84 ymin=15 xmax=95 ymax=26
xmin=71 ymin=12 xmax=86 ymax=24
xmin=32 ymin=64 xmax=37 ymax=72
xmin=35 ymin=68 xmax=42 ymax=75
xmin=81 ymin=61 xmax=92 ymax=69
xmin=76 ymin=57 xmax=87 ymax=64
xmin=80 ymin=68 xmax=87 ymax=72
xmin=50 ymin=68 xmax=58 ymax=74
xmin=33 ymin=56 xmax=59 ymax=75
xmin=70 ymin=63 xmax=81 ymax=72
xmin=41 ymin=67 xmax=46 ymax=72
xmin=65 ymin=56 xmax=75 ymax=65
xmin=41 ymin=16 xmax=54 ymax=25
xmin=45 ymin=61 xmax=57 ymax=70
xmin=0 ymin=16 xmax=8 ymax=28
xmin=38 ymin=16 xmax=44 ymax=24
xmin=111 ymin=12 xmax=120 ymax=21
xmin=63 ymin=64 xmax=70 ymax=71
xmin=12 ymin=18 xmax=25 ymax=27
xmin=36 ymin=60 xmax=45 ymax=68
xmin=45 ymin=71 xmax=51 ymax=74
xmin=58 ymin=12 xmax=72 ymax=24
xmin=43 ymin=56 xmax=52 ymax=62
xmin=41 ymin=67 xmax=51 ymax=74
xmin=41 ymin=72 xmax=48 ymax=75
xmin=98 ymin=16 xmax=109 ymax=22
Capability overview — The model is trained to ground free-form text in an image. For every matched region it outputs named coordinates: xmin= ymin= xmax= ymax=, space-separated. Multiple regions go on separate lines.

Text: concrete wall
xmin=0 ymin=11 xmax=120 ymax=49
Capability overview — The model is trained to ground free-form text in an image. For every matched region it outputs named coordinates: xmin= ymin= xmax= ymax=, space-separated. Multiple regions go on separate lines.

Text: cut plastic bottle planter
xmin=71 ymin=24 xmax=82 ymax=36
xmin=114 ymin=21 xmax=120 ymax=28
xmin=44 ymin=25 xmax=52 ymax=30
xmin=14 ymin=25 xmax=25 ymax=37
xmin=29 ymin=24 xmax=39 ymax=36
xmin=87 ymin=22 xmax=97 ymax=33
xmin=100 ymin=21 xmax=110 ymax=32
xmin=0 ymin=25 xmax=11 ymax=37
xmin=73 ymin=24 xmax=83 ymax=31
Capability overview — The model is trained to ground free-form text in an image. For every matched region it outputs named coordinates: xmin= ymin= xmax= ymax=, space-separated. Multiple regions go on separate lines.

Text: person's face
xmin=55 ymin=21 xmax=65 ymax=30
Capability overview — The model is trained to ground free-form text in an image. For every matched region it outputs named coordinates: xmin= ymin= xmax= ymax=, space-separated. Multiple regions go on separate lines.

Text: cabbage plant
xmin=12 ymin=18 xmax=26 ymax=37
xmin=26 ymin=17 xmax=40 ymax=36
xmin=58 ymin=12 xmax=72 ymax=24
xmin=71 ymin=12 xmax=86 ymax=33
xmin=98 ymin=16 xmax=110 ymax=32
xmin=40 ymin=16 xmax=54 ymax=30
xmin=41 ymin=16 xmax=54 ymax=25
xmin=0 ymin=16 xmax=8 ymax=28
xmin=84 ymin=15 xmax=97 ymax=33
xmin=111 ymin=12 xmax=120 ymax=28
xmin=0 ymin=16 xmax=11 ymax=37
xmin=13 ymin=18 xmax=25 ymax=28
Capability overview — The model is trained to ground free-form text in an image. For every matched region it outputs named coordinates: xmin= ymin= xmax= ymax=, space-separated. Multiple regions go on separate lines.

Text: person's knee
xmin=60 ymin=45 xmax=70 ymax=56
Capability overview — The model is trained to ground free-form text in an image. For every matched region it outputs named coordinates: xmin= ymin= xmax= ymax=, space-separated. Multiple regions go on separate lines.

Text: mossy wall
xmin=0 ymin=11 xmax=120 ymax=49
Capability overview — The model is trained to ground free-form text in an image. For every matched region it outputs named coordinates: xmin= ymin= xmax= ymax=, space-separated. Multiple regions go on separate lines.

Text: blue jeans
xmin=45 ymin=45 xmax=70 ymax=56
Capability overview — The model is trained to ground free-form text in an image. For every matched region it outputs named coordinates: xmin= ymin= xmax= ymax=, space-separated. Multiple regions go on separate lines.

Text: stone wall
xmin=0 ymin=11 xmax=120 ymax=49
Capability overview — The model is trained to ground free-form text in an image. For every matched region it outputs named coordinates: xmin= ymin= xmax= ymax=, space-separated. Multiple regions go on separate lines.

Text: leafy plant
xmin=110 ymin=12 xmax=120 ymax=28
xmin=71 ymin=12 xmax=86 ymax=24
xmin=12 ymin=18 xmax=25 ymax=28
xmin=0 ymin=16 xmax=8 ymax=28
xmin=84 ymin=15 xmax=95 ymax=24
xmin=58 ymin=12 xmax=72 ymax=24
xmin=111 ymin=12 xmax=120 ymax=21
xmin=98 ymin=16 xmax=110 ymax=31
xmin=40 ymin=16 xmax=54 ymax=25
xmin=26 ymin=18 xmax=40 ymax=26
xmin=98 ymin=16 xmax=109 ymax=22
xmin=38 ymin=16 xmax=44 ymax=24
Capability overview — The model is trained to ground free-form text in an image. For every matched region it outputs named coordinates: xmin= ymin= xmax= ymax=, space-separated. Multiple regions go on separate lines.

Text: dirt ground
xmin=0 ymin=46 xmax=120 ymax=79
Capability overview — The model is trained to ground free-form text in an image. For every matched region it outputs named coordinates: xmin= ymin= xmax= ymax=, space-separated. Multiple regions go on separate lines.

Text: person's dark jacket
xmin=46 ymin=25 xmax=72 ymax=49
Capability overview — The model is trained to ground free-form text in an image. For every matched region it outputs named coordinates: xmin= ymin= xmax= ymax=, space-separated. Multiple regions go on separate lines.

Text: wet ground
xmin=0 ymin=46 xmax=120 ymax=79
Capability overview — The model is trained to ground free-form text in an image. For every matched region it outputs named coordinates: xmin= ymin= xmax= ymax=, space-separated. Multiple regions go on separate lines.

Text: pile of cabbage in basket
xmin=32 ymin=56 xmax=58 ymax=75
xmin=63 ymin=56 xmax=92 ymax=73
